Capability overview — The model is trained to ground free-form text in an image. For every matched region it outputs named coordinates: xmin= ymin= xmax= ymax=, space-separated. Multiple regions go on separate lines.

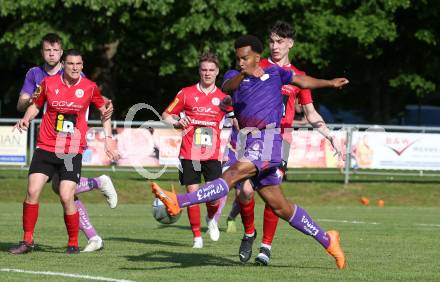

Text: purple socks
xmin=75 ymin=200 xmax=97 ymax=240
xmin=75 ymin=177 xmax=101 ymax=194
xmin=289 ymin=205 xmax=330 ymax=249
xmin=177 ymin=178 xmax=229 ymax=208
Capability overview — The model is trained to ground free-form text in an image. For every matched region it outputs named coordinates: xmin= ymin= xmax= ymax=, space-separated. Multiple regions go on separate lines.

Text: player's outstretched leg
xmin=76 ymin=175 xmax=118 ymax=208
xmin=151 ymin=178 xmax=230 ymax=216
xmin=75 ymin=200 xmax=104 ymax=252
xmin=259 ymin=185 xmax=346 ymax=270
xmin=255 ymin=204 xmax=279 ymax=266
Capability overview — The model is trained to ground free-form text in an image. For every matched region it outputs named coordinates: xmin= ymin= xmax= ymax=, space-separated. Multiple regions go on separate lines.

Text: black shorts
xmin=28 ymin=148 xmax=82 ymax=184
xmin=179 ymin=159 xmax=222 ymax=186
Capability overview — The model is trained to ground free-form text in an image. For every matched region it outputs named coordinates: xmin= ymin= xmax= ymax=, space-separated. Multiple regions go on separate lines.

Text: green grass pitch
xmin=0 ymin=169 xmax=439 ymax=281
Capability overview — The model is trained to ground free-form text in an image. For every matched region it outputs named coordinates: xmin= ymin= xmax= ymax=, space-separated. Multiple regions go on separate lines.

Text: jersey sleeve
xmin=32 ymin=79 xmax=47 ymax=108
xmin=278 ymin=66 xmax=294 ymax=85
xmin=298 ymin=89 xmax=313 ymax=105
xmin=20 ymin=68 xmax=36 ymax=96
xmin=165 ymin=89 xmax=185 ymax=115
xmin=91 ymin=85 xmax=105 ymax=109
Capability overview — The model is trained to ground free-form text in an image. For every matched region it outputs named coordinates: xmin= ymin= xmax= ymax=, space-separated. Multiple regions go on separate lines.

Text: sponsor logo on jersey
xmin=191 ymin=119 xmax=216 ymax=126
xmin=192 ymin=106 xmax=216 ymax=114
xmin=51 ymin=100 xmax=84 ymax=109
xmin=211 ymin=97 xmax=220 ymax=106
xmin=194 ymin=127 xmax=213 ymax=147
xmin=75 ymin=89 xmax=84 ymax=98
xmin=55 ymin=113 xmax=77 ymax=134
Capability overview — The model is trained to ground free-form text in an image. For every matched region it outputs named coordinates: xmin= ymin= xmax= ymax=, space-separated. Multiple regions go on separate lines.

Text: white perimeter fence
xmin=2 ymin=118 xmax=440 ymax=184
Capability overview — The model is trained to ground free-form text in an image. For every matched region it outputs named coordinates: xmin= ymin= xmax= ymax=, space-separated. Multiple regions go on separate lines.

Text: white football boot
xmin=98 ymin=175 xmax=118 ymax=209
xmin=206 ymin=216 xmax=220 ymax=241
xmin=193 ymin=237 xmax=203 ymax=249
xmin=82 ymin=235 xmax=104 ymax=252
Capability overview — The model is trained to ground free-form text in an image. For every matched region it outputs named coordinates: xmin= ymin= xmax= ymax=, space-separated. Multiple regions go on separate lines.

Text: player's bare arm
xmin=102 ymin=96 xmax=113 ymax=121
xmin=303 ymin=103 xmax=344 ymax=160
xmin=291 ymin=75 xmax=349 ymax=90
xmin=14 ymin=103 xmax=40 ymax=133
xmin=99 ymin=105 xmax=120 ymax=161
xmin=16 ymin=93 xmax=33 ymax=112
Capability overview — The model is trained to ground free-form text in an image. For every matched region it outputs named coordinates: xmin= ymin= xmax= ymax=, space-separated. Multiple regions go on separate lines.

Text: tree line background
xmin=0 ymin=0 xmax=438 ymax=124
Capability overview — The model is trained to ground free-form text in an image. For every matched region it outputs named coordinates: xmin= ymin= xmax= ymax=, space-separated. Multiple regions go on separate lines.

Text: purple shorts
xmin=222 ymin=128 xmax=283 ymax=189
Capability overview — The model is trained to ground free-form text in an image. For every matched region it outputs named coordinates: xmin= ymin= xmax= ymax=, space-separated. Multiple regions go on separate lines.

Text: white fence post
xmin=344 ymin=126 xmax=353 ymax=184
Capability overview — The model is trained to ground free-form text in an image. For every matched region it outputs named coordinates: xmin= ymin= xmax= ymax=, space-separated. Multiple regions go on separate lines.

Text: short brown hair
xmin=41 ymin=33 xmax=63 ymax=48
xmin=199 ymin=52 xmax=219 ymax=67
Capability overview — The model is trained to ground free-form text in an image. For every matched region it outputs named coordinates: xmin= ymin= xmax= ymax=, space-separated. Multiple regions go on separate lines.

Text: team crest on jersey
xmin=55 ymin=89 xmax=59 ymax=95
xmin=195 ymin=97 xmax=199 ymax=102
xmin=211 ymin=97 xmax=220 ymax=106
xmin=75 ymin=89 xmax=84 ymax=98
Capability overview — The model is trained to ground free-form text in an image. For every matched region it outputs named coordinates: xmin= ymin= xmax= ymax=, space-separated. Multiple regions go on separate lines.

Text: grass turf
xmin=0 ymin=170 xmax=439 ymax=281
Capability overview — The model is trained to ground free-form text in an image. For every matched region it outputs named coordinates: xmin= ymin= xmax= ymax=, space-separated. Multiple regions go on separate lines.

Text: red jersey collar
xmin=268 ymin=57 xmax=291 ymax=68
xmin=196 ymin=83 xmax=217 ymax=95
xmin=60 ymin=74 xmax=82 ymax=87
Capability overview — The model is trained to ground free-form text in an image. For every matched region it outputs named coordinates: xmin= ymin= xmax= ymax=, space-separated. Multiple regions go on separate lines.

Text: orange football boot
xmin=151 ymin=182 xmax=181 ymax=216
xmin=326 ymin=230 xmax=346 ymax=270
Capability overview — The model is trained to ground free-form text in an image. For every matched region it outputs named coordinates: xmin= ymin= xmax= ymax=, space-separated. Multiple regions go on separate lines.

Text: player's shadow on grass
xmin=157 ymin=224 xmax=208 ymax=233
xmin=0 ymin=242 xmax=60 ymax=253
xmin=106 ymin=237 xmax=187 ymax=247
xmin=122 ymin=250 xmax=238 ymax=269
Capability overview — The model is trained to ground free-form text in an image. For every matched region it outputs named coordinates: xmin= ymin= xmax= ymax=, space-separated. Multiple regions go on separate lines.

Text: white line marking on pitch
xmin=319 ymin=219 xmax=440 ymax=228
xmin=318 ymin=219 xmax=381 ymax=225
xmin=415 ymin=223 xmax=440 ymax=228
xmin=0 ymin=268 xmax=135 ymax=282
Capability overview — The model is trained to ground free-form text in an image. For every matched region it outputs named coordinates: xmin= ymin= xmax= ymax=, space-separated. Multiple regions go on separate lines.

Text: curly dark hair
xmin=234 ymin=35 xmax=264 ymax=54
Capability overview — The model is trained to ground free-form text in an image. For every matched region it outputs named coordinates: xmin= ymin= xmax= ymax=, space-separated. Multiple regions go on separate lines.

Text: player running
xmin=16 ymin=33 xmax=118 ymax=252
xmin=9 ymin=49 xmax=120 ymax=254
xmin=224 ymin=21 xmax=344 ymax=265
xmin=152 ymin=35 xmax=348 ymax=269
xmin=162 ymin=52 xmax=228 ymax=248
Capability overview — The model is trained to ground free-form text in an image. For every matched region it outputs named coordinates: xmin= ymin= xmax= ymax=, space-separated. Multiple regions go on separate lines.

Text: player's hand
xmin=174 ymin=116 xmax=191 ymax=129
xmin=104 ymin=138 xmax=120 ymax=161
xmin=101 ymin=98 xmax=114 ymax=121
xmin=329 ymin=78 xmax=349 ymax=89
xmin=13 ymin=118 xmax=29 ymax=133
xmin=220 ymin=95 xmax=233 ymax=112
xmin=328 ymin=135 xmax=346 ymax=163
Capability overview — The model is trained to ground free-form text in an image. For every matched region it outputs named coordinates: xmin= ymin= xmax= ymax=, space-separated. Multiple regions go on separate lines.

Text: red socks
xmin=23 ymin=202 xmax=39 ymax=244
xmin=262 ymin=204 xmax=279 ymax=245
xmin=187 ymin=205 xmax=201 ymax=237
xmin=239 ymin=197 xmax=255 ymax=235
xmin=64 ymin=212 xmax=79 ymax=247
xmin=206 ymin=201 xmax=219 ymax=219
